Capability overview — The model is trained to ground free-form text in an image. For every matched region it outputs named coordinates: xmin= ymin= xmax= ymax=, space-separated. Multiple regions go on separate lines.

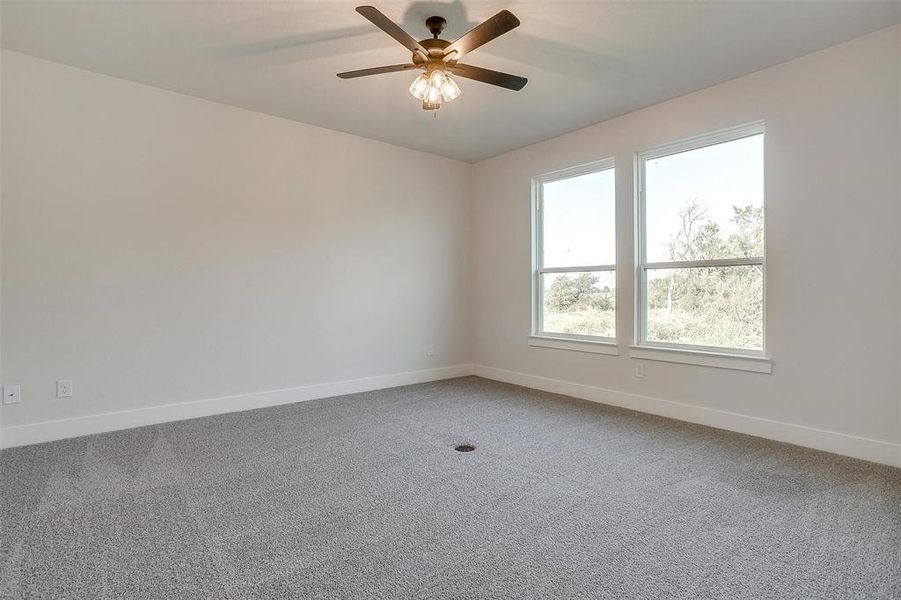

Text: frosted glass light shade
xmin=425 ymin=84 xmax=442 ymax=103
xmin=428 ymin=69 xmax=448 ymax=87
xmin=408 ymin=73 xmax=429 ymax=100
xmin=440 ymin=76 xmax=461 ymax=102
xmin=411 ymin=67 xmax=461 ymax=110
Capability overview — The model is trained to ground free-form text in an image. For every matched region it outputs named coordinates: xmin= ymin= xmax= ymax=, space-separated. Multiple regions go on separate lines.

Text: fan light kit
xmin=409 ymin=67 xmax=461 ymax=107
xmin=338 ymin=6 xmax=527 ymax=112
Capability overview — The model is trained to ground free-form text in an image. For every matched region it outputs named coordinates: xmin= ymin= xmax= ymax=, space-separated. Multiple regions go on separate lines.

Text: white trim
xmin=534 ymin=157 xmax=616 ymax=184
xmin=528 ymin=335 xmax=619 ymax=355
xmin=6 ymin=363 xmax=897 ymax=469
xmin=634 ymin=339 xmax=766 ymax=359
xmin=0 ymin=364 xmax=474 ymax=449
xmin=532 ymin=158 xmax=617 ymax=341
xmin=471 ymin=365 xmax=901 ymax=468
xmin=635 ymin=121 xmax=767 ymax=356
xmin=644 ymin=257 xmax=763 ymax=270
xmin=638 ymin=121 xmax=766 ymax=161
xmin=539 ymin=264 xmax=615 ymax=274
xmin=629 ymin=345 xmax=771 ymax=373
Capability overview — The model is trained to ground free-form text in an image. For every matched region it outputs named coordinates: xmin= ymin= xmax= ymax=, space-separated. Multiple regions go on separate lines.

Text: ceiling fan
xmin=337 ymin=6 xmax=527 ymax=111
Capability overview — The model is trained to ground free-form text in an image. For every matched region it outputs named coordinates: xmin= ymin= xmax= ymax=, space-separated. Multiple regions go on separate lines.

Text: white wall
xmin=898 ymin=27 xmax=901 ymax=455
xmin=1 ymin=50 xmax=471 ymax=431
xmin=3 ymin=26 xmax=901 ymax=463
xmin=472 ymin=27 xmax=901 ymax=449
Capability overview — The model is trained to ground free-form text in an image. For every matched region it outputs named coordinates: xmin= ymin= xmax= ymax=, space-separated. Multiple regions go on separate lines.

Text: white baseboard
xmin=0 ymin=364 xmax=474 ymax=449
xmin=472 ymin=365 xmax=901 ymax=468
xmin=5 ymin=362 xmax=898 ymax=468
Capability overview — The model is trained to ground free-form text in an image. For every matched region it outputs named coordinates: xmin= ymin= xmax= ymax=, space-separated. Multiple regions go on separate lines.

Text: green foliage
xmin=545 ymin=273 xmax=613 ymax=313
xmin=541 ymin=200 xmax=763 ymax=347
xmin=731 ymin=204 xmax=764 ymax=258
xmin=647 ymin=201 xmax=764 ymax=349
xmin=543 ymin=273 xmax=615 ymax=337
xmin=543 ymin=310 xmax=615 ymax=337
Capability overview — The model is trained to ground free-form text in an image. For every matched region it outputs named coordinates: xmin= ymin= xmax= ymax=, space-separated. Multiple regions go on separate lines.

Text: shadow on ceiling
xmin=215 ymin=0 xmax=623 ymax=78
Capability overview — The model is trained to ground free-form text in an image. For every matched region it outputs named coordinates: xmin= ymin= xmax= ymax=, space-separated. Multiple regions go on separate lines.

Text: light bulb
xmin=440 ymin=75 xmax=461 ymax=102
xmin=428 ymin=69 xmax=448 ymax=87
xmin=408 ymin=73 xmax=429 ymax=100
xmin=425 ymin=83 xmax=442 ymax=104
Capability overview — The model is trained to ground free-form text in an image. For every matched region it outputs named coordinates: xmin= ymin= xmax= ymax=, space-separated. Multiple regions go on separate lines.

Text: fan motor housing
xmin=415 ymin=38 xmax=451 ymax=62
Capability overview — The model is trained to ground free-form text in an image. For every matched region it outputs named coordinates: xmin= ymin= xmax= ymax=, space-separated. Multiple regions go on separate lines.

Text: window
xmin=532 ymin=159 xmax=616 ymax=344
xmin=636 ymin=123 xmax=765 ymax=355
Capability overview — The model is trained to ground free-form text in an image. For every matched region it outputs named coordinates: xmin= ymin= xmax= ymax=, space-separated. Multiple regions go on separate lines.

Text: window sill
xmin=528 ymin=335 xmax=619 ymax=356
xmin=629 ymin=345 xmax=771 ymax=373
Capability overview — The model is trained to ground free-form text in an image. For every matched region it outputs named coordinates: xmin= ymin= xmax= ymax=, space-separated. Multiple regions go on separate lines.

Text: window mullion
xmin=539 ymin=265 xmax=616 ymax=274
xmin=644 ymin=257 xmax=763 ymax=270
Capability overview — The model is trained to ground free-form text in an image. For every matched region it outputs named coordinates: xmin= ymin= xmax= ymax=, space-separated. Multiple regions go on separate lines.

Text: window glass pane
xmin=542 ymin=271 xmax=615 ymax=338
xmin=645 ymin=265 xmax=762 ymax=350
xmin=645 ymin=134 xmax=763 ymax=262
xmin=542 ymin=169 xmax=615 ymax=268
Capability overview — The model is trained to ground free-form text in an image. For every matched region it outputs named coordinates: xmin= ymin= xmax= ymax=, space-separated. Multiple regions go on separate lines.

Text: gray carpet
xmin=1 ymin=376 xmax=899 ymax=599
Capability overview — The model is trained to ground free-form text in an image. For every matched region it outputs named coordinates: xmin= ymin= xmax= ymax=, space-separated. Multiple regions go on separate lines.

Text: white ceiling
xmin=2 ymin=1 xmax=899 ymax=162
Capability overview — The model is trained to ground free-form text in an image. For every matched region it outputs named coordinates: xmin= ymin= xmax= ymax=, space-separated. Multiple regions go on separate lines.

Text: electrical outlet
xmin=426 ymin=344 xmax=435 ymax=358
xmin=634 ymin=363 xmax=645 ymax=378
xmin=56 ymin=379 xmax=73 ymax=398
xmin=3 ymin=385 xmax=21 ymax=405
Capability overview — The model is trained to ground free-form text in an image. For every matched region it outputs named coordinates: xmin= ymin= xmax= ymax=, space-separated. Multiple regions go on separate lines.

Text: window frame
xmin=634 ymin=121 xmax=767 ymax=358
xmin=531 ymin=158 xmax=617 ymax=347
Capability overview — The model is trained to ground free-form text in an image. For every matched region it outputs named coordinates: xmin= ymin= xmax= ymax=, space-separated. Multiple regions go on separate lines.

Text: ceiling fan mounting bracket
xmin=425 ymin=16 xmax=446 ymax=38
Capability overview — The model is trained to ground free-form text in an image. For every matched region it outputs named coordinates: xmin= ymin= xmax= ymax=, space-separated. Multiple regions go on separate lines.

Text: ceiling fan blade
xmin=356 ymin=6 xmax=429 ymax=58
xmin=337 ymin=63 xmax=420 ymax=79
xmin=448 ymin=63 xmax=527 ymax=91
xmin=443 ymin=10 xmax=520 ymax=59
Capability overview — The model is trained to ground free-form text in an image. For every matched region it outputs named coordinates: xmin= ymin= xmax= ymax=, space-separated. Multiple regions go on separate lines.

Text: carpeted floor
xmin=1 ymin=376 xmax=899 ymax=599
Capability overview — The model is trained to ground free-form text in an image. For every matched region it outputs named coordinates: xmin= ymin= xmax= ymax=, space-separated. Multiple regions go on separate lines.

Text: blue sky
xmin=543 ymin=169 xmax=615 ymax=267
xmin=645 ymin=134 xmax=763 ymax=262
xmin=541 ymin=133 xmax=763 ymax=267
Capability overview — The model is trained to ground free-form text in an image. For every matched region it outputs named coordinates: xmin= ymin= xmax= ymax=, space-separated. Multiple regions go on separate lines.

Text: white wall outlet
xmin=3 ymin=385 xmax=21 ymax=405
xmin=426 ymin=344 xmax=435 ymax=358
xmin=56 ymin=379 xmax=73 ymax=398
xmin=634 ymin=363 xmax=645 ymax=378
